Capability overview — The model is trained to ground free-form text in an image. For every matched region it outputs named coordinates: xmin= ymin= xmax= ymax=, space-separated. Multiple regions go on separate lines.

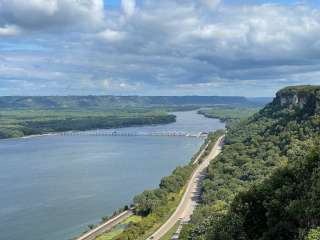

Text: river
xmin=0 ymin=111 xmax=224 ymax=240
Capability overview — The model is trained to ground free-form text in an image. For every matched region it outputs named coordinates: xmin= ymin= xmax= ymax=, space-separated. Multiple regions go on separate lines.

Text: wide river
xmin=0 ymin=111 xmax=224 ymax=240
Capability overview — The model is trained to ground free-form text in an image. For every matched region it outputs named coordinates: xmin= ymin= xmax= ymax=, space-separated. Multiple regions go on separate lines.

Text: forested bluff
xmin=180 ymin=85 xmax=320 ymax=240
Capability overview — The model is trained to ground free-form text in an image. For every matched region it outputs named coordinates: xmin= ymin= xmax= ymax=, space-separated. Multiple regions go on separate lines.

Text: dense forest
xmin=180 ymin=85 xmax=320 ymax=240
xmin=0 ymin=109 xmax=176 ymax=139
xmin=198 ymin=106 xmax=260 ymax=125
xmin=0 ymin=96 xmax=256 ymax=109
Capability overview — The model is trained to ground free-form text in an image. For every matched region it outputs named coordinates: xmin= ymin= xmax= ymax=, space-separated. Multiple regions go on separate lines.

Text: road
xmin=76 ymin=210 xmax=133 ymax=240
xmin=147 ymin=135 xmax=224 ymax=240
xmin=192 ymin=141 xmax=210 ymax=165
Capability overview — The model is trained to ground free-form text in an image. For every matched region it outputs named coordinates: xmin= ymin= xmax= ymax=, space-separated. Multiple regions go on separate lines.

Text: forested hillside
xmin=181 ymin=85 xmax=320 ymax=240
xmin=198 ymin=106 xmax=260 ymax=125
xmin=0 ymin=96 xmax=253 ymax=109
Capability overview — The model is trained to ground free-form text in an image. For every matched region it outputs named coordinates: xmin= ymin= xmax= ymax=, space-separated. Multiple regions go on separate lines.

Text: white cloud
xmin=91 ymin=2 xmax=320 ymax=94
xmin=0 ymin=0 xmax=104 ymax=31
xmin=98 ymin=78 xmax=139 ymax=91
xmin=0 ymin=24 xmax=21 ymax=36
xmin=121 ymin=0 xmax=136 ymax=17
xmin=97 ymin=29 xmax=125 ymax=42
xmin=1 ymin=1 xmax=320 ymax=96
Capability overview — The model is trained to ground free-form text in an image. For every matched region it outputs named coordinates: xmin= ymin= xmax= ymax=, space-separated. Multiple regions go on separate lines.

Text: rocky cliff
xmin=274 ymin=85 xmax=320 ymax=114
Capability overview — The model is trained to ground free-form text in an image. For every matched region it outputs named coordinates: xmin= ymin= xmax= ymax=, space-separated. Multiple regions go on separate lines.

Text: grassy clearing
xmin=96 ymin=228 xmax=124 ymax=240
xmin=122 ymin=215 xmax=142 ymax=224
xmin=96 ymin=215 xmax=143 ymax=240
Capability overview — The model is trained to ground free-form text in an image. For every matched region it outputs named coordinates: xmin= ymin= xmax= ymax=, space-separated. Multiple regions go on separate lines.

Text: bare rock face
xmin=279 ymin=93 xmax=306 ymax=108
xmin=274 ymin=85 xmax=320 ymax=114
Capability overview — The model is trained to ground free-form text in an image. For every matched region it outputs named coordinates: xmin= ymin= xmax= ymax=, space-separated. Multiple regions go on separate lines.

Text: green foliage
xmin=0 ymin=109 xmax=176 ymax=139
xmin=97 ymin=216 xmax=142 ymax=240
xmin=133 ymin=189 xmax=168 ymax=216
xmin=279 ymin=85 xmax=320 ymax=95
xmin=131 ymin=164 xmax=194 ymax=219
xmin=208 ymin=146 xmax=320 ymax=240
xmin=305 ymin=228 xmax=320 ymax=240
xmin=182 ymin=86 xmax=320 ymax=240
xmin=160 ymin=166 xmax=193 ymax=193
xmin=198 ymin=106 xmax=260 ymax=125
xmin=88 ymin=224 xmax=97 ymax=230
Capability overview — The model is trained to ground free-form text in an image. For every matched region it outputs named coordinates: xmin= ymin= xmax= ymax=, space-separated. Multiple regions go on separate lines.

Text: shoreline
xmin=1 ymin=110 xmax=225 ymax=240
xmin=74 ymin=133 xmax=221 ymax=240
xmin=0 ymin=111 xmax=177 ymax=141
xmin=1 ymin=110 xmax=223 ymax=141
xmin=147 ymin=135 xmax=224 ymax=240
xmin=0 ymin=119 xmax=177 ymax=141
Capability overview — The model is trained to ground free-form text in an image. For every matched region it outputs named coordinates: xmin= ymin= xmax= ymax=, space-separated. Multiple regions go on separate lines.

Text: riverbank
xmin=0 ymin=109 xmax=176 ymax=139
xmin=93 ymin=131 xmax=224 ymax=240
xmin=148 ymin=135 xmax=224 ymax=240
xmin=198 ymin=106 xmax=260 ymax=124
xmin=0 ymin=111 xmax=225 ymax=240
xmin=75 ymin=133 xmax=214 ymax=240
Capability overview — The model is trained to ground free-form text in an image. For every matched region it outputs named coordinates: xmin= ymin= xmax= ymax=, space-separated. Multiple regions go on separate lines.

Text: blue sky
xmin=0 ymin=0 xmax=319 ymax=97
xmin=105 ymin=0 xmax=118 ymax=5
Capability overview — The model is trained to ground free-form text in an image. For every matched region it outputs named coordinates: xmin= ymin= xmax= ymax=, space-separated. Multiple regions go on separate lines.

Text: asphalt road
xmin=147 ymin=136 xmax=224 ymax=240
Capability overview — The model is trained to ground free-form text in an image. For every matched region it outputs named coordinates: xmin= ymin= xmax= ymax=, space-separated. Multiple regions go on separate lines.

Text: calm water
xmin=0 ymin=111 xmax=224 ymax=240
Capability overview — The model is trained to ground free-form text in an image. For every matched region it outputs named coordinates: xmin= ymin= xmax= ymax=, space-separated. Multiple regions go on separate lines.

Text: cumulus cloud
xmin=93 ymin=1 xmax=320 ymax=93
xmin=0 ymin=0 xmax=104 ymax=32
xmin=1 ymin=0 xmax=320 ymax=96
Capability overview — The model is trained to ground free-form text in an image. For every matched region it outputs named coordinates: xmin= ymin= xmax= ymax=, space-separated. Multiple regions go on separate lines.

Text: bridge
xmin=58 ymin=130 xmax=208 ymax=138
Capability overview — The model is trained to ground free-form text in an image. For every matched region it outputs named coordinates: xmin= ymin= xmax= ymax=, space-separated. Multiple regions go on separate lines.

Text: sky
xmin=0 ymin=0 xmax=320 ymax=97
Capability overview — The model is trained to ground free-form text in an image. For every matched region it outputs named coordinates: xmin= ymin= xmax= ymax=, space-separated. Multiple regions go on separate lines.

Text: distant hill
xmin=247 ymin=97 xmax=273 ymax=105
xmin=0 ymin=96 xmax=266 ymax=109
xmin=181 ymin=85 xmax=320 ymax=240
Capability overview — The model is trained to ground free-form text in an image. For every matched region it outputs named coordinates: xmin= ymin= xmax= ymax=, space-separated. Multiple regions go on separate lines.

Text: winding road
xmin=147 ymin=135 xmax=224 ymax=240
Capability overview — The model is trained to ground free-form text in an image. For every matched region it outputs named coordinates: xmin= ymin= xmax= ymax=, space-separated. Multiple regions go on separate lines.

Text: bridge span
xmin=58 ymin=130 xmax=208 ymax=138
